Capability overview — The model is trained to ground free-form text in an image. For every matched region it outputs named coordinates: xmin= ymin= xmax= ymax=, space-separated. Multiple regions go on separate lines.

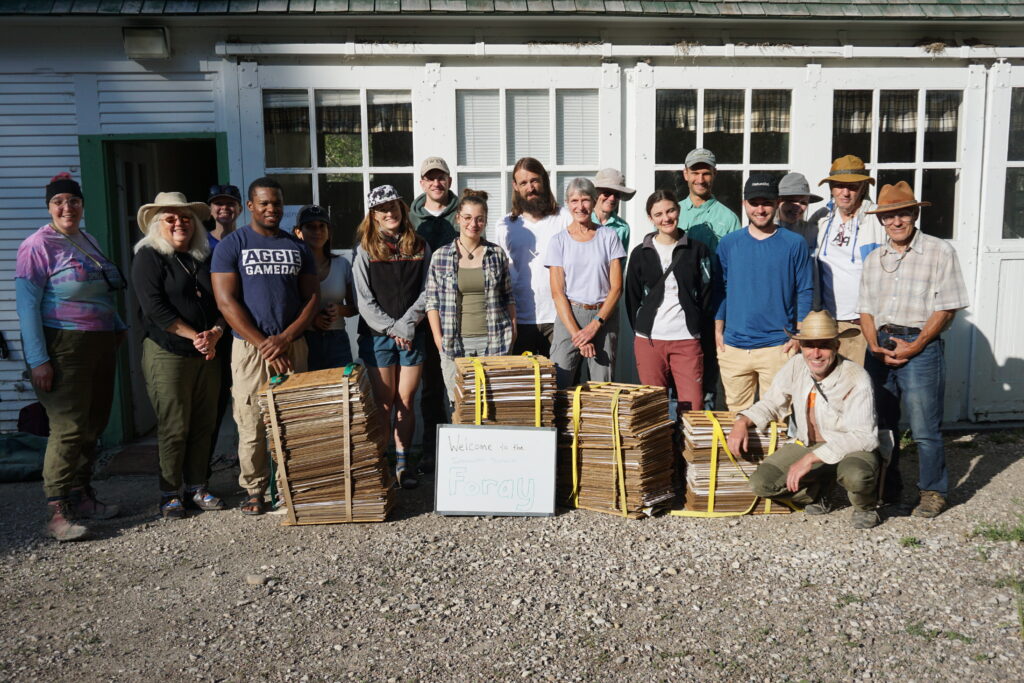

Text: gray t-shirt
xmin=544 ymin=227 xmax=626 ymax=305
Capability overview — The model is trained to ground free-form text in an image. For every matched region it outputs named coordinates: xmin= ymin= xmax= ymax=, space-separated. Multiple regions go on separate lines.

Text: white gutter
xmin=216 ymin=41 xmax=1024 ymax=59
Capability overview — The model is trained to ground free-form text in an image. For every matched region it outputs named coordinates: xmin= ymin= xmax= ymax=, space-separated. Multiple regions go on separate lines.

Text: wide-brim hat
xmin=593 ymin=168 xmax=636 ymax=201
xmin=778 ymin=172 xmax=824 ymax=204
xmin=865 ymin=181 xmax=932 ymax=214
xmin=785 ymin=310 xmax=860 ymax=341
xmin=136 ymin=192 xmax=211 ymax=232
xmin=819 ymin=155 xmax=876 ymax=186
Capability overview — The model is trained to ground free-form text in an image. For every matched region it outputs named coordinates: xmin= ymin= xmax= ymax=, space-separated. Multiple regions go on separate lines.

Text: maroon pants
xmin=634 ymin=337 xmax=704 ymax=416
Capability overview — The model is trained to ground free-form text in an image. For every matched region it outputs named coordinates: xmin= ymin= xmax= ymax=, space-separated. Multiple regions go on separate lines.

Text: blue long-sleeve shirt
xmin=713 ymin=226 xmax=813 ymax=349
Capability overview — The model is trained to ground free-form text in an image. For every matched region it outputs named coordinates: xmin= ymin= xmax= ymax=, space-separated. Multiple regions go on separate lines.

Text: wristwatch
xmin=595 ymin=316 xmax=606 ymax=325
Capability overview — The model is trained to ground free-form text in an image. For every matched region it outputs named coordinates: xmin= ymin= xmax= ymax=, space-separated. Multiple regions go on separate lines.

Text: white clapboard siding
xmin=97 ymin=73 xmax=217 ymax=134
xmin=0 ymin=73 xmax=79 ymax=432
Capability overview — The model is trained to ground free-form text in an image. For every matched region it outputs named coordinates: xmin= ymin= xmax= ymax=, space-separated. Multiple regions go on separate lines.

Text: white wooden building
xmin=1 ymin=2 xmax=1023 ymax=444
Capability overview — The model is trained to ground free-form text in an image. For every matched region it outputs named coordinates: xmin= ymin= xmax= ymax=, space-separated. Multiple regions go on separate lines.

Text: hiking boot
xmin=188 ymin=487 xmax=225 ymax=511
xmin=912 ymin=490 xmax=946 ymax=518
xmin=70 ymin=486 xmax=119 ymax=520
xmin=46 ymin=500 xmax=89 ymax=541
xmin=160 ymin=497 xmax=186 ymax=520
xmin=850 ymin=509 xmax=881 ymax=529
xmin=804 ymin=496 xmax=833 ymax=516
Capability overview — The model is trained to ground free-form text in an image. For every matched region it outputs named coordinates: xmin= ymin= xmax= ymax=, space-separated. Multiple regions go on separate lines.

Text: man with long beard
xmin=494 ymin=157 xmax=571 ymax=356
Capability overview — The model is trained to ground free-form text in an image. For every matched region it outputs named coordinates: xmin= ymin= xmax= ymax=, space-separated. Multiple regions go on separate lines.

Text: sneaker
xmin=188 ymin=487 xmax=225 ymax=511
xmin=850 ymin=509 xmax=881 ymax=529
xmin=804 ymin=497 xmax=833 ymax=516
xmin=912 ymin=490 xmax=946 ymax=518
xmin=70 ymin=486 xmax=119 ymax=520
xmin=161 ymin=497 xmax=186 ymax=520
xmin=396 ymin=466 xmax=419 ymax=490
xmin=46 ymin=500 xmax=89 ymax=541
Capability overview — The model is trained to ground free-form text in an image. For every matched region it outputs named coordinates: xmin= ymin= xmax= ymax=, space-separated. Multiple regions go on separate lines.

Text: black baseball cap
xmin=297 ymin=204 xmax=332 ymax=228
xmin=208 ymin=184 xmax=242 ymax=203
xmin=743 ymin=173 xmax=780 ymax=201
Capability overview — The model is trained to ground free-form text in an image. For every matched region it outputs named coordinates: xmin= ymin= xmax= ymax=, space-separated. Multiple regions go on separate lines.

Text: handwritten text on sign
xmin=434 ymin=425 xmax=557 ymax=516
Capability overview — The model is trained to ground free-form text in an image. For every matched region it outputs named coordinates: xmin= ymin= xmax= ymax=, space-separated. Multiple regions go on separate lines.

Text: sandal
xmin=239 ymin=493 xmax=264 ymax=516
xmin=188 ymin=487 xmax=226 ymax=511
xmin=161 ymin=497 xmax=186 ymax=520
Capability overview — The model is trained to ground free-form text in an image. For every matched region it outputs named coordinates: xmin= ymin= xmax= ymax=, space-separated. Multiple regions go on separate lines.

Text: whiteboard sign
xmin=434 ymin=425 xmax=557 ymax=516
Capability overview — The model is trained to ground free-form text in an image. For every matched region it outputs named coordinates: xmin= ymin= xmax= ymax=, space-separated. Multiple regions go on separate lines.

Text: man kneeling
xmin=726 ymin=311 xmax=882 ymax=529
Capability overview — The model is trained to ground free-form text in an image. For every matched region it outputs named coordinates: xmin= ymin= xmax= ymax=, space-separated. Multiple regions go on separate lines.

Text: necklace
xmin=879 ymin=246 xmax=910 ymax=274
xmin=459 ymin=239 xmax=483 ymax=261
xmin=173 ymin=252 xmax=203 ymax=299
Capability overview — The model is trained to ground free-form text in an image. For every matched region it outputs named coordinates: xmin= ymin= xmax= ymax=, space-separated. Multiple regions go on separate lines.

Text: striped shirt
xmin=857 ymin=228 xmax=969 ymax=329
xmin=424 ymin=240 xmax=515 ymax=358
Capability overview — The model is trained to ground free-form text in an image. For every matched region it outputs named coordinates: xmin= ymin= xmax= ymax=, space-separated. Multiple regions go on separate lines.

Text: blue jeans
xmin=358 ymin=327 xmax=426 ymax=368
xmin=865 ymin=331 xmax=947 ymax=497
xmin=305 ymin=329 xmax=354 ymax=371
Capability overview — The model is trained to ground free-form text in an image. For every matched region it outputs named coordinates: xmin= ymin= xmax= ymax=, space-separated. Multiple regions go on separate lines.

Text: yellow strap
xmin=521 ymin=351 xmax=542 ymax=427
xmin=610 ymin=388 xmax=629 ymax=517
xmin=472 ymin=358 xmax=489 ymax=425
xmin=568 ymin=385 xmax=584 ymax=507
xmin=671 ymin=412 xmax=797 ymax=517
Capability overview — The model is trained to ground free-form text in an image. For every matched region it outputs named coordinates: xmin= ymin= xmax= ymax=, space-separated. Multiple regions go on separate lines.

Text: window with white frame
xmin=654 ymin=88 xmax=792 ymax=215
xmin=832 ymin=89 xmax=962 ymax=239
xmin=1004 ymin=88 xmax=1024 ymax=239
xmin=455 ymin=88 xmax=600 ymax=226
xmin=262 ymin=89 xmax=415 ymax=247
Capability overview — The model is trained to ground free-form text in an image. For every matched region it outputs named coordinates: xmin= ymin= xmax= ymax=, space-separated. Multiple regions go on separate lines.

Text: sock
xmin=396 ymin=451 xmax=408 ymax=471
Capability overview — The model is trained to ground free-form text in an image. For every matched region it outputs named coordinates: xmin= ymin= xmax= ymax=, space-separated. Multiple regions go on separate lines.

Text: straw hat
xmin=865 ymin=181 xmax=932 ymax=215
xmin=819 ymin=155 xmax=875 ymax=186
xmin=137 ymin=192 xmax=211 ymax=232
xmin=785 ymin=310 xmax=860 ymax=341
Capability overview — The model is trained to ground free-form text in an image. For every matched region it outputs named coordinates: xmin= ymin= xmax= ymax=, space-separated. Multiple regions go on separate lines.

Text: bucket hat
xmin=819 ymin=155 xmax=875 ymax=186
xmin=778 ymin=172 xmax=824 ymax=204
xmin=593 ymin=168 xmax=636 ymax=201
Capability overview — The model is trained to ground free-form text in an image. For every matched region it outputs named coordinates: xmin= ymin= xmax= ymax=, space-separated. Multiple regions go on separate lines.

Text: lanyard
xmin=820 ymin=209 xmax=860 ymax=263
xmin=53 ymin=226 xmax=109 ymax=271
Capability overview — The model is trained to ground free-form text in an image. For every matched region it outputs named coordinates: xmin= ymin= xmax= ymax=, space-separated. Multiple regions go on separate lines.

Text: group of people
xmin=16 ymin=145 xmax=968 ymax=540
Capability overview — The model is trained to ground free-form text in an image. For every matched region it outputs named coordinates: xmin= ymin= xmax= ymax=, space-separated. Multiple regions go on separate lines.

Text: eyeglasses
xmin=50 ymin=197 xmax=83 ymax=209
xmin=880 ymin=210 xmax=916 ymax=224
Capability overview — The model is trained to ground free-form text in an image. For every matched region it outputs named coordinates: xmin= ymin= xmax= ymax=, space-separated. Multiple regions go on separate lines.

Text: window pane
xmin=318 ymin=173 xmax=364 ymax=249
xmin=750 ymin=90 xmax=790 ymax=164
xmin=507 ymin=90 xmax=550 ymax=165
xmin=555 ymin=171 xmax=597 ymax=205
xmin=711 ymin=170 xmax=743 ymax=219
xmin=457 ymin=90 xmax=500 ymax=166
xmin=703 ymin=90 xmax=744 ymax=165
xmin=654 ymin=170 xmax=684 ymax=196
xmin=368 ymin=91 xmax=412 ymax=167
xmin=1009 ymin=88 xmax=1024 ymax=161
xmin=370 ymin=173 xmax=415 ymax=212
xmin=316 ymin=90 xmax=361 ymax=168
xmin=833 ymin=90 xmax=872 ymax=162
xmin=263 ymin=90 xmax=311 ymax=168
xmin=557 ymin=90 xmax=599 ymax=166
xmin=924 ymin=91 xmax=961 ymax=163
xmin=1004 ymin=168 xmax=1024 ymax=238
xmin=876 ymin=169 xmax=915 ymax=195
xmin=878 ymin=90 xmax=917 ymax=163
xmin=921 ymin=169 xmax=957 ymax=240
xmin=266 ymin=173 xmax=312 ymax=206
xmin=656 ymin=90 xmax=697 ymax=164
xmin=457 ymin=172 xmax=503 ymax=239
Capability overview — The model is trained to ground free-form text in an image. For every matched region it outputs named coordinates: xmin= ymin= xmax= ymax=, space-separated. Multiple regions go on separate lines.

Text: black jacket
xmin=624 ymin=231 xmax=713 ymax=340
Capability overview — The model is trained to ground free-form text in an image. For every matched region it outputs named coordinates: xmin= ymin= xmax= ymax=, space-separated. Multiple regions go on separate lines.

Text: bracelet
xmin=212 ymin=325 xmax=224 ymax=335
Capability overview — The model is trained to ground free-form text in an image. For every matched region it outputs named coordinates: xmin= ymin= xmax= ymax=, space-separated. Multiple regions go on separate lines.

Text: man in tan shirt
xmin=727 ymin=311 xmax=882 ymax=529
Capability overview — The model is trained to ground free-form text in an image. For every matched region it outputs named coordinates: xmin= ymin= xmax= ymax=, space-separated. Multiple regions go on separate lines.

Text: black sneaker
xmin=396 ymin=467 xmax=419 ymax=490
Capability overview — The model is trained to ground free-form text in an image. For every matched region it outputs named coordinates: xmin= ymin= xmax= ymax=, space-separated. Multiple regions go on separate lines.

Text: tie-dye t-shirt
xmin=15 ymin=224 xmax=127 ymax=367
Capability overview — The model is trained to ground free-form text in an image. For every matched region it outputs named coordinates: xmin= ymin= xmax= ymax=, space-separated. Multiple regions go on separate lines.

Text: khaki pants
xmin=141 ymin=338 xmax=220 ymax=493
xmin=837 ymin=321 xmax=867 ymax=367
xmin=37 ymin=328 xmax=118 ymax=499
xmin=717 ymin=343 xmax=792 ymax=411
xmin=231 ymin=337 xmax=308 ymax=495
xmin=748 ymin=443 xmax=880 ymax=511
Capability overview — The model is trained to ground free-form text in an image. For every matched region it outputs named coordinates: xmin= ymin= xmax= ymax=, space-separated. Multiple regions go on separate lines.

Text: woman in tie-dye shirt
xmin=15 ymin=172 xmax=127 ymax=542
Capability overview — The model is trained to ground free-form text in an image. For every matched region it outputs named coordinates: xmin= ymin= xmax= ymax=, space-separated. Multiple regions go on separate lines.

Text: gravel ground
xmin=1 ymin=430 xmax=1022 ymax=682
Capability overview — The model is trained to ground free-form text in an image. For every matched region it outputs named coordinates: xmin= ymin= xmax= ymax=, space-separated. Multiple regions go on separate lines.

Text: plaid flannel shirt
xmin=424 ymin=240 xmax=515 ymax=358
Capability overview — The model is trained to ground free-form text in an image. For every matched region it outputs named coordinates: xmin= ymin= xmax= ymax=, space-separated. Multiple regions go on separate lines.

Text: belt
xmin=879 ymin=324 xmax=921 ymax=336
xmin=569 ymin=300 xmax=602 ymax=310
xmin=838 ymin=319 xmax=861 ymax=325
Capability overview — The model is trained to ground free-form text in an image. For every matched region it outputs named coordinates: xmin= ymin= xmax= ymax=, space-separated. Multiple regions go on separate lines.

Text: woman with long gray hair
xmin=132 ymin=192 xmax=227 ymax=519
xmin=545 ymin=177 xmax=626 ymax=388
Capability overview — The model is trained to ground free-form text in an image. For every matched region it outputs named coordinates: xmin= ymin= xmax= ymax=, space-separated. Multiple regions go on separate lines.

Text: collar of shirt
xmin=682 ymin=196 xmax=719 ymax=214
xmin=592 ymin=211 xmax=627 ymax=228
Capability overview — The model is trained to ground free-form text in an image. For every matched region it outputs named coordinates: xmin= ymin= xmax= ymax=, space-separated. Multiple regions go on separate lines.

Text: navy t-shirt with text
xmin=211 ymin=225 xmax=317 ymax=339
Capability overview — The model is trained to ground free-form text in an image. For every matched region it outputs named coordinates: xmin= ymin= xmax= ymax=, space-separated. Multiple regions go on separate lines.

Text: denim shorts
xmin=358 ymin=327 xmax=426 ymax=368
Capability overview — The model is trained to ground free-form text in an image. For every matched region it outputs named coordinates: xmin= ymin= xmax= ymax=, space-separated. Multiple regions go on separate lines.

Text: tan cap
xmin=419 ymin=156 xmax=451 ymax=177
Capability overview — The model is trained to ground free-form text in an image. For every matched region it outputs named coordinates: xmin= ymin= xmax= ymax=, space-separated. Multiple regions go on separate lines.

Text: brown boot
xmin=912 ymin=490 xmax=946 ymax=518
xmin=46 ymin=500 xmax=89 ymax=541
xmin=70 ymin=486 xmax=119 ymax=520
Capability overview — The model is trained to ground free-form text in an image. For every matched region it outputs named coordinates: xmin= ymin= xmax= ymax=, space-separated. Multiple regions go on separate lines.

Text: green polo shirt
xmin=679 ymin=196 xmax=741 ymax=253
xmin=592 ymin=211 xmax=630 ymax=253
